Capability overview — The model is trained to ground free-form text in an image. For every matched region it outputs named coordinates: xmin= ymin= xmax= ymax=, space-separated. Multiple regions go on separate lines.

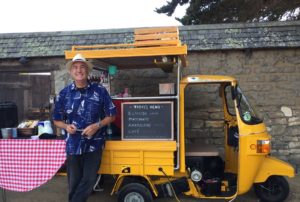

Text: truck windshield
xmin=236 ymin=86 xmax=263 ymax=125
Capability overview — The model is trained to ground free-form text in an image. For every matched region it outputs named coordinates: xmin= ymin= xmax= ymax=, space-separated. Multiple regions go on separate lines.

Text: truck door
xmin=222 ymin=84 xmax=239 ymax=174
xmin=233 ymin=86 xmax=269 ymax=194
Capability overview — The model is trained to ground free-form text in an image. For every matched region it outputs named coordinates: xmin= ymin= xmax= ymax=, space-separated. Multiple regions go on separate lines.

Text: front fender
xmin=254 ymin=156 xmax=295 ymax=183
xmin=111 ymin=175 xmax=158 ymax=197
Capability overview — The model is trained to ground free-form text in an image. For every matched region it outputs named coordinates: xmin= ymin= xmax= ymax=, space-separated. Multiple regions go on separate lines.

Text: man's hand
xmin=53 ymin=121 xmax=77 ymax=135
xmin=66 ymin=124 xmax=77 ymax=134
xmin=82 ymin=123 xmax=99 ymax=138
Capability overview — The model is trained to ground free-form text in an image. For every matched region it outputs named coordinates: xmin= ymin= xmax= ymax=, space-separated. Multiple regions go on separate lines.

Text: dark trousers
xmin=67 ymin=150 xmax=102 ymax=202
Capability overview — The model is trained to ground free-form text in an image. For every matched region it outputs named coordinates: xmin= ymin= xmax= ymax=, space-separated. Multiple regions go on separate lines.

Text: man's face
xmin=69 ymin=61 xmax=89 ymax=82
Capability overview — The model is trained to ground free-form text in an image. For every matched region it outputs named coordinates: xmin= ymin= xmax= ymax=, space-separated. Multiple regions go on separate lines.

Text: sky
xmin=0 ymin=0 xmax=188 ymax=34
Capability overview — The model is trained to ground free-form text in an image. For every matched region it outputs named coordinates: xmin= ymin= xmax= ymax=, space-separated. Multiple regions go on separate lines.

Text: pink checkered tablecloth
xmin=0 ymin=139 xmax=66 ymax=192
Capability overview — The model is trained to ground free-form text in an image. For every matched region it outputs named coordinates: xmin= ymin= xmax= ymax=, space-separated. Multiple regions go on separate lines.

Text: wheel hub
xmin=124 ymin=192 xmax=144 ymax=202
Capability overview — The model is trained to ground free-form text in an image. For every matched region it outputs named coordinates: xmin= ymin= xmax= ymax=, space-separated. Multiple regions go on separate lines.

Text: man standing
xmin=53 ymin=53 xmax=116 ymax=202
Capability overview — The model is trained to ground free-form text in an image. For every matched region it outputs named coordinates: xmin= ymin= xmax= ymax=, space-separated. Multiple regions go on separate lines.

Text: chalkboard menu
xmin=122 ymin=102 xmax=174 ymax=140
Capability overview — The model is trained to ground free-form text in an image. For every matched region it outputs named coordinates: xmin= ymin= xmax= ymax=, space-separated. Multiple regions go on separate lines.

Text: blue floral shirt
xmin=53 ymin=82 xmax=116 ymax=155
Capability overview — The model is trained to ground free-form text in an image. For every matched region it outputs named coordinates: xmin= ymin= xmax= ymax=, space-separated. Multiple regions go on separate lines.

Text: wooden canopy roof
xmin=65 ymin=27 xmax=187 ymax=69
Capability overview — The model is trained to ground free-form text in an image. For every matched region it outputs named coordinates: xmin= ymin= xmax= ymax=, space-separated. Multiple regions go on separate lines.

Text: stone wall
xmin=184 ymin=84 xmax=225 ymax=152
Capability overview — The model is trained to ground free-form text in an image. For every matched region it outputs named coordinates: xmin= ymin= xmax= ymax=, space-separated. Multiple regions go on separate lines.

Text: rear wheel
xmin=254 ymin=175 xmax=290 ymax=202
xmin=118 ymin=182 xmax=153 ymax=202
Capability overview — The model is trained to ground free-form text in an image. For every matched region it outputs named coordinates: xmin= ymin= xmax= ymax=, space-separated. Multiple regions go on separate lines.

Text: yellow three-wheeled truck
xmin=65 ymin=27 xmax=295 ymax=202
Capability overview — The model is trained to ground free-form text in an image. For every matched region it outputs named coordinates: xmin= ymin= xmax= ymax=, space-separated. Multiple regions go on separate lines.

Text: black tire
xmin=118 ymin=182 xmax=153 ymax=202
xmin=254 ymin=175 xmax=290 ymax=202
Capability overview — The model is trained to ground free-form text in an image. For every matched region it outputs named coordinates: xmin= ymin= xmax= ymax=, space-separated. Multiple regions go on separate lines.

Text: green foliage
xmin=155 ymin=0 xmax=300 ymax=25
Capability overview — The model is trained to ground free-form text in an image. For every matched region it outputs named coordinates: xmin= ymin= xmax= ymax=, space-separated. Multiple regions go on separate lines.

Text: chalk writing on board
xmin=122 ymin=102 xmax=173 ymax=140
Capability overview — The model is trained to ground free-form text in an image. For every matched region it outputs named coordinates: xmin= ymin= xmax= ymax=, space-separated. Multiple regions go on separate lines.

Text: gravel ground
xmin=2 ymin=174 xmax=299 ymax=202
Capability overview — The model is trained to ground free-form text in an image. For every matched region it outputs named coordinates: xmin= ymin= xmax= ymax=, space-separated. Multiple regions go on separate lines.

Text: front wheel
xmin=118 ymin=182 xmax=153 ymax=202
xmin=254 ymin=175 xmax=290 ymax=202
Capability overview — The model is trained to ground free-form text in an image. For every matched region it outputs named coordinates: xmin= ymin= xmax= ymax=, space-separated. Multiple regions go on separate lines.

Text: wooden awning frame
xmin=65 ymin=26 xmax=187 ymax=69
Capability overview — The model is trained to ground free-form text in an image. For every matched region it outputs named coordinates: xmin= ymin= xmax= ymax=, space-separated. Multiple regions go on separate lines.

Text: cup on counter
xmin=1 ymin=128 xmax=12 ymax=139
xmin=11 ymin=128 xmax=18 ymax=138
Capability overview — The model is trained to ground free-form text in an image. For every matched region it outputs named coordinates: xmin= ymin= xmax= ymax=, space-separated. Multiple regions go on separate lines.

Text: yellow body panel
xmin=65 ymin=45 xmax=187 ymax=60
xmin=180 ymin=75 xmax=237 ymax=84
xmin=185 ymin=178 xmax=237 ymax=200
xmin=99 ymin=140 xmax=176 ymax=176
xmin=236 ymin=109 xmax=269 ymax=194
xmin=236 ymin=112 xmax=295 ymax=194
xmin=254 ymin=156 xmax=295 ymax=182
xmin=179 ymin=84 xmax=186 ymax=173
xmin=238 ymin=133 xmax=268 ymax=194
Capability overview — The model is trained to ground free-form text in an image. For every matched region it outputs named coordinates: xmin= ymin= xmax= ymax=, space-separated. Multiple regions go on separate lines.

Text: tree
xmin=155 ymin=0 xmax=300 ymax=25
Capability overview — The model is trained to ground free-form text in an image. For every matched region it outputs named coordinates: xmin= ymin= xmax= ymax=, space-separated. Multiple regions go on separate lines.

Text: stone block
xmin=209 ymin=112 xmax=224 ymax=120
xmin=289 ymin=155 xmax=300 ymax=164
xmin=253 ymin=64 xmax=278 ymax=73
xmin=273 ymin=64 xmax=296 ymax=73
xmin=270 ymin=125 xmax=286 ymax=136
xmin=275 ymin=82 xmax=298 ymax=91
xmin=267 ymin=74 xmax=289 ymax=82
xmin=205 ymin=120 xmax=224 ymax=128
xmin=282 ymin=136 xmax=298 ymax=142
xmin=212 ymin=138 xmax=224 ymax=145
xmin=272 ymin=142 xmax=289 ymax=149
xmin=244 ymin=74 xmax=265 ymax=82
xmin=281 ymin=106 xmax=293 ymax=117
xmin=270 ymin=150 xmax=278 ymax=156
xmin=185 ymin=119 xmax=192 ymax=128
xmin=264 ymin=119 xmax=273 ymax=128
xmin=286 ymin=126 xmax=300 ymax=136
xmin=186 ymin=110 xmax=210 ymax=119
xmin=289 ymin=142 xmax=300 ymax=149
xmin=278 ymin=150 xmax=290 ymax=156
xmin=210 ymin=128 xmax=224 ymax=137
xmin=190 ymin=120 xmax=205 ymax=128
xmin=263 ymin=106 xmax=281 ymax=112
xmin=293 ymin=109 xmax=300 ymax=116
xmin=290 ymin=149 xmax=300 ymax=154
xmin=266 ymin=111 xmax=285 ymax=118
xmin=186 ymin=129 xmax=210 ymax=138
xmin=243 ymin=83 xmax=272 ymax=91
xmin=207 ymin=108 xmax=222 ymax=113
xmin=288 ymin=117 xmax=300 ymax=126
xmin=272 ymin=118 xmax=287 ymax=125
